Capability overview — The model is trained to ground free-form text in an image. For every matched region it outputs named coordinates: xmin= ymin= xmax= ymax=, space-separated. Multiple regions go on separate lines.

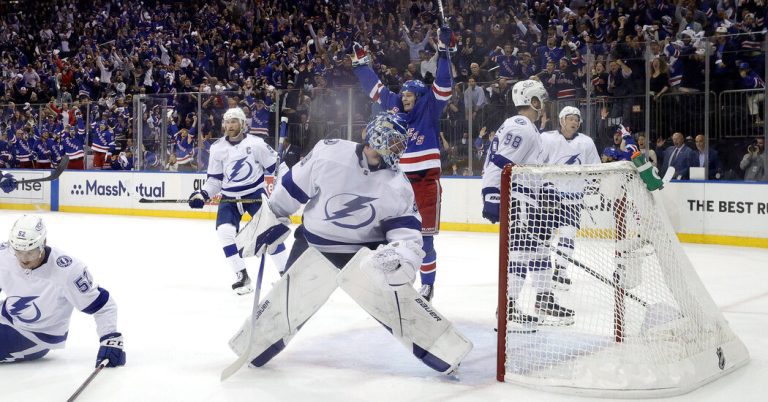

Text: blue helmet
xmin=364 ymin=113 xmax=408 ymax=170
xmin=401 ymin=80 xmax=428 ymax=98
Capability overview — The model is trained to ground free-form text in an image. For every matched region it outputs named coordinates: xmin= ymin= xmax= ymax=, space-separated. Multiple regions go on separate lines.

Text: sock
xmin=419 ymin=235 xmax=436 ymax=286
xmin=217 ymin=224 xmax=246 ymax=273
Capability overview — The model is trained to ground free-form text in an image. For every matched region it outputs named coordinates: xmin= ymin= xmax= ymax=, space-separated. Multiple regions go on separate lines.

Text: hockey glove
xmin=538 ymin=183 xmax=562 ymax=213
xmin=96 ymin=332 xmax=126 ymax=368
xmin=188 ymin=190 xmax=209 ymax=209
xmin=482 ymin=188 xmax=501 ymax=223
xmin=350 ymin=42 xmax=370 ymax=67
xmin=438 ymin=25 xmax=457 ymax=53
xmin=0 ymin=173 xmax=17 ymax=193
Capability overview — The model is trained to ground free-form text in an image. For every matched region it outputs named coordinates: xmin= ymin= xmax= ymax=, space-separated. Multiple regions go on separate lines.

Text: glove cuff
xmin=200 ymin=190 xmax=210 ymax=200
xmin=100 ymin=332 xmax=122 ymax=342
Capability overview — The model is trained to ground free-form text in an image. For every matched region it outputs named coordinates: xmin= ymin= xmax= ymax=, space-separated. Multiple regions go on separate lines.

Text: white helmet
xmin=512 ymin=79 xmax=548 ymax=109
xmin=558 ymin=106 xmax=582 ymax=123
xmin=222 ymin=107 xmax=248 ymax=135
xmin=9 ymin=215 xmax=47 ymax=252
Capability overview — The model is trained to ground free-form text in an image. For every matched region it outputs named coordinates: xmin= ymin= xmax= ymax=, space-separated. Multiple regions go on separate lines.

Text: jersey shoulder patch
xmin=0 ymin=241 xmax=7 ymax=250
xmin=323 ymin=139 xmax=340 ymax=145
xmin=513 ymin=117 xmax=528 ymax=126
xmin=56 ymin=255 xmax=73 ymax=268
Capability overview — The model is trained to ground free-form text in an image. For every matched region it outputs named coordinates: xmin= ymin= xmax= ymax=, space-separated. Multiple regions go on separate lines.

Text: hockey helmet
xmin=512 ymin=79 xmax=548 ymax=110
xmin=401 ymin=80 xmax=428 ymax=98
xmin=9 ymin=215 xmax=47 ymax=252
xmin=222 ymin=107 xmax=248 ymax=136
xmin=558 ymin=106 xmax=582 ymax=123
xmin=364 ymin=113 xmax=408 ymax=170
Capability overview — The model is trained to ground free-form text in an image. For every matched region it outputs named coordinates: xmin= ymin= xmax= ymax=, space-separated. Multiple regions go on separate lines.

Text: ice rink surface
xmin=0 ymin=211 xmax=766 ymax=402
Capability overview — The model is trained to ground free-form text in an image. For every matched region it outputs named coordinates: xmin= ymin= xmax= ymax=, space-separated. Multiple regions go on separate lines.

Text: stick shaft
xmin=67 ymin=359 xmax=109 ymax=402
xmin=139 ymin=198 xmax=261 ymax=204
xmin=220 ymin=256 xmax=266 ymax=381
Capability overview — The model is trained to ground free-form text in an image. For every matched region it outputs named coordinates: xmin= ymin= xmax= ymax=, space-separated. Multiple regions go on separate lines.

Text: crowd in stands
xmin=0 ymin=0 xmax=765 ymax=180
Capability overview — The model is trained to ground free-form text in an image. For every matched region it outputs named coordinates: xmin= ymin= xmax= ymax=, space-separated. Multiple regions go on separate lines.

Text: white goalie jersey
xmin=0 ymin=243 xmax=118 ymax=349
xmin=269 ymin=139 xmax=423 ymax=254
xmin=203 ymin=135 xmax=278 ymax=198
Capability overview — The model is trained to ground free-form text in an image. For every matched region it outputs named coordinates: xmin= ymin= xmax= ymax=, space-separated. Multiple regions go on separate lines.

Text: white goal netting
xmin=496 ymin=162 xmax=749 ymax=398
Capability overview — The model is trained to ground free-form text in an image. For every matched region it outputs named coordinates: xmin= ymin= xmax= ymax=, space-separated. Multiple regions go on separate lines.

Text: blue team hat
xmin=739 ymin=62 xmax=750 ymax=70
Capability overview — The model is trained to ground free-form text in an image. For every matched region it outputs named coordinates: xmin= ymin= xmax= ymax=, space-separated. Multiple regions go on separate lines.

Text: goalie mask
xmin=222 ymin=107 xmax=248 ymax=136
xmin=364 ymin=113 xmax=408 ymax=170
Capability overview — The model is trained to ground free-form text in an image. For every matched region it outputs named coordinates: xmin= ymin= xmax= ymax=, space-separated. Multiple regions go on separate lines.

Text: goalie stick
xmin=66 ymin=358 xmax=109 ymax=402
xmin=13 ymin=155 xmax=70 ymax=184
xmin=220 ymin=254 xmax=265 ymax=381
xmin=220 ymin=116 xmax=288 ymax=381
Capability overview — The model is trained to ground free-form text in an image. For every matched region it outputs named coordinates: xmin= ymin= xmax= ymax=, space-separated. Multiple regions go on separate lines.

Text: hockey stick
xmin=221 ymin=115 xmax=287 ymax=381
xmin=15 ymin=155 xmax=70 ymax=184
xmin=220 ymin=254 xmax=266 ymax=381
xmin=138 ymin=198 xmax=261 ymax=204
xmin=66 ymin=359 xmax=109 ymax=402
xmin=520 ymin=228 xmax=650 ymax=307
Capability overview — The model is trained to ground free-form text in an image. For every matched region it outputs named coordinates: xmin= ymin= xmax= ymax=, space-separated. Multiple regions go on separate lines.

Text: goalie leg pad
xmin=228 ymin=248 xmax=338 ymax=365
xmin=338 ymin=249 xmax=473 ymax=374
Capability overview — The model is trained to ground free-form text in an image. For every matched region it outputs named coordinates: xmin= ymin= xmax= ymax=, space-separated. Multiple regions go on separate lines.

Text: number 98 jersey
xmin=0 ymin=243 xmax=117 ymax=349
xmin=481 ymin=115 xmax=543 ymax=196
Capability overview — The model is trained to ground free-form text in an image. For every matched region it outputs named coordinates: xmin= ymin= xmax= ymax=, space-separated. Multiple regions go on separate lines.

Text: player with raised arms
xmin=188 ymin=107 xmax=288 ymax=295
xmin=539 ymin=106 xmax=601 ymax=289
xmin=0 ymin=215 xmax=125 ymax=368
xmin=348 ymin=25 xmax=456 ymax=302
xmin=481 ymin=79 xmax=575 ymax=330
xmin=228 ymin=113 xmax=472 ymax=376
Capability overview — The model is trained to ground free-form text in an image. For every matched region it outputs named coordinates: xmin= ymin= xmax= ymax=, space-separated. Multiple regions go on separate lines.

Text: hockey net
xmin=496 ymin=162 xmax=749 ymax=397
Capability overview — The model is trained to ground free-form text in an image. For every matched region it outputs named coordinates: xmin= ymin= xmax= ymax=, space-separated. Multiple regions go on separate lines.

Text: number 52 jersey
xmin=0 ymin=243 xmax=118 ymax=348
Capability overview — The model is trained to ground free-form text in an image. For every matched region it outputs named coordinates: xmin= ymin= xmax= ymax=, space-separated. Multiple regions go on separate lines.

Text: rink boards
xmin=0 ymin=169 xmax=767 ymax=247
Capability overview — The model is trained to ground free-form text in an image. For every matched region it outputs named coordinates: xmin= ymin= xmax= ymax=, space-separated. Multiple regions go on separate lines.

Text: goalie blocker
xmin=228 ymin=247 xmax=472 ymax=375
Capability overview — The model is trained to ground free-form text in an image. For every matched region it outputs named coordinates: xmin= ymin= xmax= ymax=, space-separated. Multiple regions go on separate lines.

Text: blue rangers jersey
xmin=202 ymin=135 xmax=277 ymax=198
xmin=353 ymin=55 xmax=452 ymax=172
xmin=270 ymin=140 xmax=423 ymax=254
xmin=0 ymin=243 xmax=118 ymax=353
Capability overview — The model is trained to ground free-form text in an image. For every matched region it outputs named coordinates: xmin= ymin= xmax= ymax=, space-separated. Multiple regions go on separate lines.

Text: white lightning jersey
xmin=0 ymin=243 xmax=118 ymax=349
xmin=540 ymin=130 xmax=601 ymax=198
xmin=203 ymin=135 xmax=278 ymax=198
xmin=270 ymin=139 xmax=423 ymax=253
xmin=481 ymin=115 xmax=543 ymax=195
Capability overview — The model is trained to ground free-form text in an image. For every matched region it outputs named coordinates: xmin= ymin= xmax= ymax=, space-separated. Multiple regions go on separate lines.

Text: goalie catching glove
xmin=361 ymin=240 xmax=425 ymax=289
xmin=350 ymin=42 xmax=370 ymax=67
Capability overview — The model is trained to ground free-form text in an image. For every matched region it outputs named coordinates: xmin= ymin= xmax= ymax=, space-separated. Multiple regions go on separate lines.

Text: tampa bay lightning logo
xmin=226 ymin=157 xmax=254 ymax=183
xmin=555 ymin=154 xmax=582 ymax=165
xmin=324 ymin=193 xmax=377 ymax=229
xmin=6 ymin=296 xmax=42 ymax=323
xmin=56 ymin=256 xmax=72 ymax=267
